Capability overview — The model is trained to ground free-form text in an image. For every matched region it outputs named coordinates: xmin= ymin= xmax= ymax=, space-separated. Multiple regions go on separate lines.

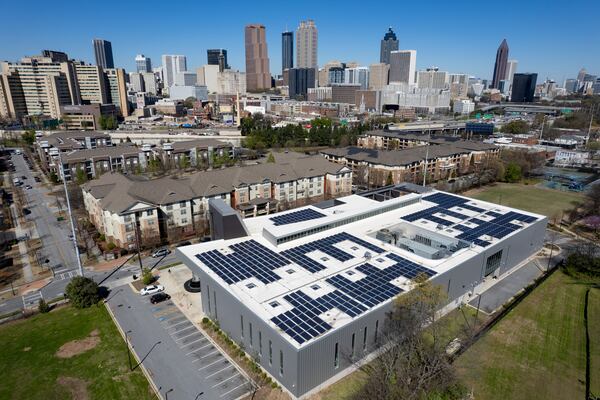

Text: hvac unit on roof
xmin=364 ymin=251 xmax=372 ymax=259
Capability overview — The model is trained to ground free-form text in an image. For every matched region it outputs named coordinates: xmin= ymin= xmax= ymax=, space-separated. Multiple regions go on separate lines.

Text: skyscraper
xmin=161 ymin=55 xmax=187 ymax=88
xmin=93 ymin=39 xmax=114 ymax=69
xmin=491 ymin=39 xmax=509 ymax=89
xmin=245 ymin=24 xmax=271 ymax=91
xmin=288 ymin=68 xmax=316 ymax=99
xmin=135 ymin=55 xmax=152 ymax=73
xmin=296 ymin=20 xmax=318 ymax=70
xmin=577 ymin=68 xmax=587 ymax=82
xmin=282 ymin=31 xmax=294 ymax=74
xmin=511 ymin=73 xmax=537 ymax=102
xmin=207 ymin=49 xmax=229 ymax=71
xmin=379 ymin=27 xmax=399 ymax=65
xmin=506 ymin=59 xmax=518 ymax=84
xmin=389 ymin=50 xmax=416 ymax=84
xmin=369 ymin=63 xmax=390 ymax=90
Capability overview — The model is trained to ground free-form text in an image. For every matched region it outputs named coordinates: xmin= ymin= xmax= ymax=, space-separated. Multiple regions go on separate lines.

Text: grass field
xmin=464 ymin=183 xmax=584 ymax=218
xmin=455 ymin=271 xmax=599 ymax=400
xmin=0 ymin=305 xmax=154 ymax=400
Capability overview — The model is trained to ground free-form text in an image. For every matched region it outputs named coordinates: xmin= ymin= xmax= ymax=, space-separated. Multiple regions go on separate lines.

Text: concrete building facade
xmin=245 ymin=24 xmax=271 ymax=92
xmin=389 ymin=50 xmax=416 ymax=85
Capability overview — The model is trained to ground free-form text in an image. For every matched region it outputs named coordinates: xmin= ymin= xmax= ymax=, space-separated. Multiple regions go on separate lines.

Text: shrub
xmin=202 ymin=317 xmax=209 ymax=325
xmin=271 ymin=382 xmax=278 ymax=389
xmin=141 ymin=268 xmax=154 ymax=285
xmin=99 ymin=234 xmax=106 ymax=242
xmin=106 ymin=242 xmax=116 ymax=250
xmin=119 ymin=248 xmax=128 ymax=256
xmin=38 ymin=298 xmax=50 ymax=313
xmin=65 ymin=276 xmax=100 ymax=308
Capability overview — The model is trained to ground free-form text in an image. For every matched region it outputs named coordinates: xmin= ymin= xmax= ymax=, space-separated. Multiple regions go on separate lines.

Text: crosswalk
xmin=22 ymin=291 xmax=42 ymax=308
xmin=54 ymin=269 xmax=78 ymax=281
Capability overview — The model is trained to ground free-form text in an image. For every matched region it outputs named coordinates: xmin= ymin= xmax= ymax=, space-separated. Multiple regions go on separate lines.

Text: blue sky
xmin=2 ymin=0 xmax=598 ymax=82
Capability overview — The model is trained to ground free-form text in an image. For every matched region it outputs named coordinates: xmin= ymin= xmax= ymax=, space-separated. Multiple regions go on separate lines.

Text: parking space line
xmin=211 ymin=372 xmax=240 ymax=388
xmin=167 ymin=319 xmax=190 ymax=329
xmin=201 ymin=349 xmax=220 ymax=359
xmin=220 ymin=382 xmax=249 ymax=398
xmin=175 ymin=330 xmax=202 ymax=341
xmin=171 ymin=324 xmax=195 ymax=334
xmin=197 ymin=358 xmax=223 ymax=370
xmin=186 ymin=342 xmax=211 ymax=356
xmin=180 ymin=337 xmax=205 ymax=348
xmin=206 ymin=364 xmax=234 ymax=378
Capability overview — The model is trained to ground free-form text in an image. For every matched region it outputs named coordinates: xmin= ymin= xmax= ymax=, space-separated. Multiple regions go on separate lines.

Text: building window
xmin=146 ymin=210 xmax=153 ymax=216
xmin=166 ymin=205 xmax=173 ymax=211
xmin=181 ymin=218 xmax=188 ymax=224
xmin=206 ymin=285 xmax=211 ymax=314
xmin=240 ymin=315 xmax=244 ymax=338
xmin=334 ymin=342 xmax=339 ymax=368
xmin=374 ymin=320 xmax=379 ymax=343
xmin=351 ymin=333 xmax=355 ymax=358
xmin=259 ymin=331 xmax=263 ymax=356
xmin=180 ymin=201 xmax=186 ymax=207
xmin=213 ymin=292 xmax=218 ymax=319
xmin=180 ymin=208 xmax=187 ymax=215
xmin=363 ymin=326 xmax=368 ymax=351
xmin=269 ymin=340 xmax=273 ymax=365
xmin=485 ymin=250 xmax=503 ymax=276
xmin=279 ymin=350 xmax=284 ymax=376
xmin=249 ymin=323 xmax=253 ymax=347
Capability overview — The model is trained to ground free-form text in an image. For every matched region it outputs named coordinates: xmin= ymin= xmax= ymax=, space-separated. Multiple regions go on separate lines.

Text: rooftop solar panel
xmin=270 ymin=208 xmax=327 ymax=226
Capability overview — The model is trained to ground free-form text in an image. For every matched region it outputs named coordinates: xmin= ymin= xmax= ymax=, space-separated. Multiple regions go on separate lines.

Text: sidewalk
xmin=155 ymin=264 xmax=205 ymax=324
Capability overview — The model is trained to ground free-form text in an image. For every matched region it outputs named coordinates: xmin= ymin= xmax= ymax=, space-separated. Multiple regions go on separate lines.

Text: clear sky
xmin=1 ymin=0 xmax=598 ymax=82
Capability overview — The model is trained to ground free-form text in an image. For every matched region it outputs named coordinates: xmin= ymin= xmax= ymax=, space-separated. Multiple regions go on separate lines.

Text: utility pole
xmin=58 ymin=152 xmax=84 ymax=277
xmin=133 ymin=214 xmax=144 ymax=274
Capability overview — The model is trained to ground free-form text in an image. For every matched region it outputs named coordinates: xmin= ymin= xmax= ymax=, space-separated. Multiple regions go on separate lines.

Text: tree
xmin=38 ymin=298 xmax=50 ymax=313
xmin=65 ymin=276 xmax=100 ymax=308
xmin=385 ymin=171 xmax=393 ymax=186
xmin=141 ymin=267 xmax=154 ymax=285
xmin=500 ymin=120 xmax=530 ymax=134
xmin=183 ymin=96 xmax=196 ymax=109
xmin=22 ymin=129 xmax=36 ymax=146
xmin=178 ymin=154 xmax=191 ymax=169
xmin=266 ymin=152 xmax=276 ymax=163
xmin=354 ymin=276 xmax=464 ymax=400
xmin=98 ymin=115 xmax=118 ymax=130
xmin=74 ymin=167 xmax=88 ymax=185
xmin=587 ymin=141 xmax=600 ymax=150
xmin=504 ymin=162 xmax=522 ymax=182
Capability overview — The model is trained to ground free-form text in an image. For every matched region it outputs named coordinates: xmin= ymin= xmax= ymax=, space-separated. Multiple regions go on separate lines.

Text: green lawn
xmin=455 ymin=271 xmax=599 ymax=400
xmin=0 ymin=305 xmax=154 ymax=400
xmin=464 ymin=183 xmax=584 ymax=218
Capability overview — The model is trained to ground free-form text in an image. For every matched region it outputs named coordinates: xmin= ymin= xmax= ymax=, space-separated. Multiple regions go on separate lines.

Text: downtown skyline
xmin=1 ymin=0 xmax=598 ymax=82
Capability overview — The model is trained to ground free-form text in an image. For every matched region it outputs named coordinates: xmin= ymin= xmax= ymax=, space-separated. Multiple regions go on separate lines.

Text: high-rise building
xmin=282 ymin=31 xmax=294 ymax=73
xmin=245 ymin=24 xmax=271 ymax=91
xmin=344 ymin=67 xmax=369 ymax=90
xmin=506 ymin=59 xmax=518 ymax=84
xmin=141 ymin=72 xmax=158 ymax=95
xmin=319 ymin=61 xmax=343 ymax=86
xmin=74 ymin=63 xmax=108 ymax=104
xmin=207 ymin=49 xmax=229 ymax=71
xmin=296 ymin=20 xmax=318 ymax=69
xmin=417 ymin=68 xmax=448 ymax=89
xmin=135 ymin=55 xmax=152 ymax=73
xmin=0 ymin=55 xmax=80 ymax=121
xmin=328 ymin=67 xmax=345 ymax=84
xmin=379 ymin=27 xmax=399 ymax=65
xmin=196 ymin=65 xmax=220 ymax=93
xmin=511 ymin=73 xmax=537 ymax=102
xmin=389 ymin=50 xmax=416 ymax=85
xmin=491 ymin=39 xmax=509 ymax=89
xmin=448 ymin=74 xmax=469 ymax=99
xmin=130 ymin=72 xmax=145 ymax=92
xmin=93 ymin=39 xmax=114 ymax=69
xmin=41 ymin=50 xmax=69 ymax=62
xmin=577 ymin=68 xmax=587 ymax=82
xmin=369 ymin=63 xmax=390 ymax=90
xmin=564 ymin=79 xmax=578 ymax=93
xmin=161 ymin=55 xmax=187 ymax=88
xmin=288 ymin=68 xmax=316 ymax=99
xmin=103 ymin=68 xmax=129 ymax=116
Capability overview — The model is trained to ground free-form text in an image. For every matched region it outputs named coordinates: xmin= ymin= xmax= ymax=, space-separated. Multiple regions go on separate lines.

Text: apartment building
xmin=36 ymin=131 xmax=113 ymax=173
xmin=357 ymin=128 xmax=466 ymax=149
xmin=82 ymin=154 xmax=351 ymax=247
xmin=321 ymin=141 xmax=498 ymax=186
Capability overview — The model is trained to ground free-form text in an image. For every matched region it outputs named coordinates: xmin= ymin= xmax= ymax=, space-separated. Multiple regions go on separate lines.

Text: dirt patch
xmin=55 ymin=329 xmax=100 ymax=358
xmin=57 ymin=376 xmax=89 ymax=400
xmin=23 ymin=347 xmax=31 ymax=352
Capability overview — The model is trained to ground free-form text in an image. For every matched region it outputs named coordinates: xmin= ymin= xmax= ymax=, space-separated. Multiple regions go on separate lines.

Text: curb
xmin=104 ymin=301 xmax=163 ymax=400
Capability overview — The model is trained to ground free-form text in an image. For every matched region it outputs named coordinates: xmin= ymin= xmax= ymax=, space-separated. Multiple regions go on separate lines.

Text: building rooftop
xmin=177 ymin=189 xmax=543 ymax=349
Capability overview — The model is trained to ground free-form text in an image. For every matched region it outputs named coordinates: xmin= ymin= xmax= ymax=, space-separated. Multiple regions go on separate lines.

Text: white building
xmin=381 ymin=84 xmax=451 ymax=114
xmin=417 ymin=68 xmax=448 ymax=89
xmin=554 ymin=149 xmax=591 ymax=166
xmin=129 ymin=72 xmax=145 ymax=92
xmin=506 ymin=59 xmax=518 ymax=84
xmin=453 ymin=99 xmax=475 ymax=114
xmin=307 ymin=87 xmax=332 ymax=102
xmin=389 ymin=50 xmax=416 ymax=85
xmin=175 ymin=71 xmax=197 ymax=87
xmin=168 ymin=85 xmax=209 ymax=101
xmin=196 ymin=64 xmax=220 ymax=93
xmin=217 ymin=69 xmax=246 ymax=95
xmin=161 ymin=55 xmax=187 ymax=88
xmin=344 ymin=67 xmax=370 ymax=90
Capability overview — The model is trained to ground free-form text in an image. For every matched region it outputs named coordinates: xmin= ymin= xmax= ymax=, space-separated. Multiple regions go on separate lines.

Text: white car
xmin=140 ymin=284 xmax=164 ymax=296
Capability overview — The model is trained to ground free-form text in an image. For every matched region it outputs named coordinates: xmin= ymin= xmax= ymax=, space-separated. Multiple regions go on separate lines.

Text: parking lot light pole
xmin=125 ymin=330 xmax=132 ymax=371
xmin=194 ymin=392 xmax=204 ymax=400
xmin=165 ymin=388 xmax=173 ymax=400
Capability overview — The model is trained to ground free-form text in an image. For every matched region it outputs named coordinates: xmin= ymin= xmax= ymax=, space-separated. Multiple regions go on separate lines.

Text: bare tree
xmin=354 ymin=276 xmax=461 ymax=400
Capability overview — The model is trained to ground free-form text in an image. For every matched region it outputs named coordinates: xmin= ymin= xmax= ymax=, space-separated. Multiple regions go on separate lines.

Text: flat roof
xmin=178 ymin=190 xmax=544 ymax=349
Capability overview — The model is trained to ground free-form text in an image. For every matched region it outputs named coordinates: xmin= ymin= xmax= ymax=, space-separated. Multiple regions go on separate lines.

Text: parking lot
xmin=107 ymin=284 xmax=252 ymax=400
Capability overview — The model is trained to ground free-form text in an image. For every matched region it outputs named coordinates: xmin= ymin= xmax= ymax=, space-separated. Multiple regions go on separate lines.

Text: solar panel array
xmin=271 ymin=290 xmax=367 ymax=344
xmin=401 ymin=192 xmax=538 ymax=248
xmin=195 ymin=240 xmax=289 ymax=285
xmin=281 ymin=232 xmax=384 ymax=273
xmin=270 ymin=209 xmax=327 ymax=226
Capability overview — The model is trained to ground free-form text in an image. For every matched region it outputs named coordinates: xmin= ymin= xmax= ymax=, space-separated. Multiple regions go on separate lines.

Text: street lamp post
xmin=165 ymin=388 xmax=173 ymax=400
xmin=57 ymin=152 xmax=84 ymax=277
xmin=194 ymin=392 xmax=204 ymax=400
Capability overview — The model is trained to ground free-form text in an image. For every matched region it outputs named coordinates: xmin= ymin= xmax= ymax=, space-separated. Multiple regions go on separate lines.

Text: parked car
xmin=151 ymin=248 xmax=171 ymax=258
xmin=25 ymin=185 xmax=32 ymax=190
xmin=21 ymin=175 xmax=27 ymax=180
xmin=150 ymin=292 xmax=171 ymax=304
xmin=140 ymin=284 xmax=164 ymax=296
xmin=34 ymin=176 xmax=41 ymax=182
xmin=176 ymin=241 xmax=192 ymax=247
